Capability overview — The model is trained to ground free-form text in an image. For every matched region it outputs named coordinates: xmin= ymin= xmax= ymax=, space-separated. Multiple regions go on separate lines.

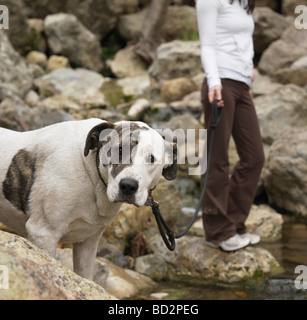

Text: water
xmin=140 ymin=215 xmax=307 ymax=300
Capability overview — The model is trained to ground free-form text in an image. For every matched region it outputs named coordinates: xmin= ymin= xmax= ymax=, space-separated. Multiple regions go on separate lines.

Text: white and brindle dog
xmin=0 ymin=119 xmax=177 ymax=279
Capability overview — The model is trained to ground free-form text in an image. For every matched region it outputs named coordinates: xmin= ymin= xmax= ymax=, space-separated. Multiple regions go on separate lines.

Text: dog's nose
xmin=119 ymin=178 xmax=139 ymax=196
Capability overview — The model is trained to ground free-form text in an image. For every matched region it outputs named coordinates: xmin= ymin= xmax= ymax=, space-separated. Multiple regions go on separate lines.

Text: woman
xmin=196 ymin=0 xmax=264 ymax=251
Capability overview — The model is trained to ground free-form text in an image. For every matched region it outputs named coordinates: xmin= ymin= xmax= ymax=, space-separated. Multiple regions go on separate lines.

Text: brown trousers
xmin=201 ymin=78 xmax=264 ymax=242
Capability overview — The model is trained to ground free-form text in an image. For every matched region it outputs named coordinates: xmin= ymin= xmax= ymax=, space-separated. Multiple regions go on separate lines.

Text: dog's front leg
xmin=73 ymin=229 xmax=103 ymax=280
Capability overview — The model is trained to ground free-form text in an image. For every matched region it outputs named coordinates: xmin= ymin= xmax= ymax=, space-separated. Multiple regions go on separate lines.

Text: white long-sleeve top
xmin=196 ymin=0 xmax=255 ymax=89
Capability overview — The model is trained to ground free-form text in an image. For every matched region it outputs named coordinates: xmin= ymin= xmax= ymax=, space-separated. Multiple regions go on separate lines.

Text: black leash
xmin=146 ymin=100 xmax=224 ymax=251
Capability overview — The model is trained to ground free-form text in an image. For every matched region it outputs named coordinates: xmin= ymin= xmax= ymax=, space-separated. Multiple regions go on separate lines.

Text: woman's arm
xmin=196 ymin=0 xmax=221 ymax=90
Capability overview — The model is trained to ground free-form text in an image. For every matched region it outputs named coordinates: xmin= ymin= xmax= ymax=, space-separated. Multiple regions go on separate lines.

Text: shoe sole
xmin=205 ymin=239 xmax=250 ymax=252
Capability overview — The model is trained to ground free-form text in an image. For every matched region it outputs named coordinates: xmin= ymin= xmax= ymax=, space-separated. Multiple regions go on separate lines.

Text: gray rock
xmin=34 ymin=68 xmax=107 ymax=108
xmin=0 ymin=31 xmax=33 ymax=97
xmin=1 ymin=0 xmax=30 ymax=53
xmin=253 ymin=7 xmax=290 ymax=54
xmin=264 ymin=126 xmax=307 ymax=217
xmin=0 ymin=97 xmax=74 ymax=131
xmin=135 ymin=254 xmax=168 ymax=279
xmin=0 ymin=231 xmax=116 ymax=300
xmin=149 ymin=40 xmax=202 ymax=82
xmin=258 ymin=25 xmax=307 ymax=76
xmin=147 ymin=235 xmax=282 ymax=284
xmin=107 ymin=46 xmax=148 ymax=79
xmin=44 ymin=13 xmax=103 ymax=71
xmin=254 ymin=84 xmax=307 ymax=145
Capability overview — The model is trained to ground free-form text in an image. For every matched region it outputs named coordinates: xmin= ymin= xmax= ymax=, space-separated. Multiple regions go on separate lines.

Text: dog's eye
xmin=148 ymin=154 xmax=155 ymax=164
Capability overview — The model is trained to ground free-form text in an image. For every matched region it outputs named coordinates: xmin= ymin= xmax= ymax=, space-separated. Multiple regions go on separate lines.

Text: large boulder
xmin=107 ymin=46 xmax=148 ymax=78
xmin=149 ymin=40 xmax=202 ymax=82
xmin=0 ymin=231 xmax=116 ymax=300
xmin=136 ymin=235 xmax=282 ymax=284
xmin=264 ymin=126 xmax=307 ymax=217
xmin=34 ymin=68 xmax=108 ymax=108
xmin=0 ymin=31 xmax=33 ymax=97
xmin=0 ymin=96 xmax=74 ymax=131
xmin=118 ymin=6 xmax=198 ymax=42
xmin=258 ymin=25 xmax=307 ymax=76
xmin=282 ymin=0 xmax=304 ymax=16
xmin=252 ymin=7 xmax=290 ymax=55
xmin=44 ymin=13 xmax=103 ymax=71
xmin=254 ymin=84 xmax=307 ymax=145
xmin=1 ymin=0 xmax=30 ymax=53
xmin=273 ymin=56 xmax=307 ymax=86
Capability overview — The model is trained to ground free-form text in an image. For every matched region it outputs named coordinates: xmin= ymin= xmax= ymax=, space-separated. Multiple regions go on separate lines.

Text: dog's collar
xmin=96 ymin=150 xmax=107 ymax=188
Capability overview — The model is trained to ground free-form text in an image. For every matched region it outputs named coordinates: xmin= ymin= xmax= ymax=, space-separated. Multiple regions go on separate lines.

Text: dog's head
xmin=84 ymin=121 xmax=177 ymax=207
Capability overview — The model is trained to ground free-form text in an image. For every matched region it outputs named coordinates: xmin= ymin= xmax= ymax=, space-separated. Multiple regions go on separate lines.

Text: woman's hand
xmin=208 ymin=85 xmax=224 ymax=107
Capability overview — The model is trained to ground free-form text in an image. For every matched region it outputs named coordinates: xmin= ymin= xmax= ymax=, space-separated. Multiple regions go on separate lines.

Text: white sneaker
xmin=239 ymin=233 xmax=260 ymax=245
xmin=205 ymin=234 xmax=250 ymax=252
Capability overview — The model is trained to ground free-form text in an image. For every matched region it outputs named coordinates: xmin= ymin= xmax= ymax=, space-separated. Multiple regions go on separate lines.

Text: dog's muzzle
xmin=119 ymin=178 xmax=139 ymax=196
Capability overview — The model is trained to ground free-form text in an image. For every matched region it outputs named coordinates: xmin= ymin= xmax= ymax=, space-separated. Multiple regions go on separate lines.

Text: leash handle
xmin=211 ymin=99 xmax=224 ymax=128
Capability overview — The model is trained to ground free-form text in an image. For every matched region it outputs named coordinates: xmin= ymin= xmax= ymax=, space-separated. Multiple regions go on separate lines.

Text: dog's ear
xmin=84 ymin=122 xmax=115 ymax=156
xmin=162 ymin=142 xmax=178 ymax=180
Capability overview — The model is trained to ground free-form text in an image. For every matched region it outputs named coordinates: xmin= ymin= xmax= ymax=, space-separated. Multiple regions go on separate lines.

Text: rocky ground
xmin=0 ymin=0 xmax=307 ymax=299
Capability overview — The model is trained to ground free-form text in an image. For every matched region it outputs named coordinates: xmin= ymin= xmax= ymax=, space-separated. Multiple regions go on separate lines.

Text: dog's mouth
xmin=114 ymin=193 xmax=140 ymax=207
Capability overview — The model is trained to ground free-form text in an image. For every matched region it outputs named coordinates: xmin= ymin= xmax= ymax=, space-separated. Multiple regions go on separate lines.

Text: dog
xmin=0 ymin=118 xmax=177 ymax=279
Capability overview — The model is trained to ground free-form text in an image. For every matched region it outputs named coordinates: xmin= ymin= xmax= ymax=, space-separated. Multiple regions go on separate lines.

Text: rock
xmin=34 ymin=68 xmax=108 ymax=108
xmin=135 ymin=254 xmax=168 ymax=279
xmin=107 ymin=46 xmax=148 ymax=78
xmin=118 ymin=6 xmax=197 ymax=42
xmin=127 ymin=98 xmax=150 ymax=120
xmin=47 ymin=55 xmax=70 ymax=71
xmin=149 ymin=40 xmax=202 ymax=82
xmin=273 ymin=66 xmax=307 ymax=87
xmin=253 ymin=7 xmax=290 ymax=54
xmin=0 ymin=97 xmax=74 ymax=131
xmin=256 ymin=0 xmax=279 ymax=11
xmin=26 ymin=51 xmax=48 ymax=69
xmin=160 ymin=77 xmax=198 ymax=103
xmin=28 ymin=18 xmax=44 ymax=34
xmin=39 ymin=95 xmax=81 ymax=114
xmin=169 ymin=91 xmax=202 ymax=111
xmin=162 ymin=5 xmax=198 ymax=41
xmin=145 ymin=235 xmax=282 ymax=284
xmin=117 ymin=75 xmax=151 ymax=97
xmin=0 ymin=231 xmax=116 ymax=300
xmin=57 ymin=248 xmax=155 ymax=299
xmin=23 ymin=0 xmax=123 ymax=40
xmin=99 ymin=257 xmax=156 ymax=299
xmin=258 ymin=25 xmax=307 ymax=76
xmin=24 ymin=90 xmax=40 ymax=106
xmin=245 ymin=205 xmax=284 ymax=240
xmin=264 ymin=126 xmax=307 ymax=217
xmin=1 ymin=0 xmax=30 ymax=53
xmin=0 ymin=31 xmax=33 ymax=97
xmin=44 ymin=13 xmax=103 ymax=71
xmin=254 ymin=84 xmax=307 ymax=145
xmin=282 ymin=0 xmax=304 ymax=16
xmin=251 ymin=70 xmax=283 ymax=97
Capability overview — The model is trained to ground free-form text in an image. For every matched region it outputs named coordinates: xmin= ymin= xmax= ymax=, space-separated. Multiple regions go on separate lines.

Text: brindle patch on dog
xmin=2 ymin=149 xmax=36 ymax=214
xmin=110 ymin=123 xmax=148 ymax=178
